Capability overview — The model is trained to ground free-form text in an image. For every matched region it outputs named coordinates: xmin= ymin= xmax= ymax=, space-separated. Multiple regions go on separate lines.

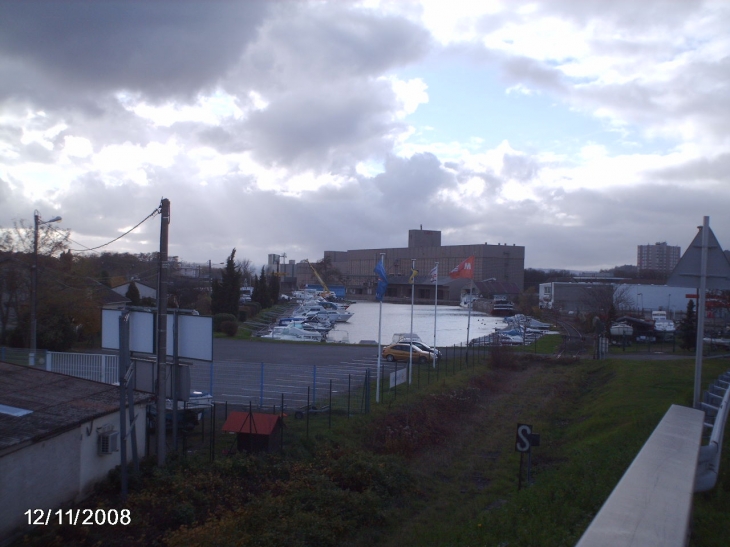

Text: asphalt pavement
xmin=213 ymin=337 xmax=379 ymax=365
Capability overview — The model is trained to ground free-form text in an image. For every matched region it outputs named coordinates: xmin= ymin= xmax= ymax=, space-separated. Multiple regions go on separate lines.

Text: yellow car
xmin=382 ymin=342 xmax=437 ymax=364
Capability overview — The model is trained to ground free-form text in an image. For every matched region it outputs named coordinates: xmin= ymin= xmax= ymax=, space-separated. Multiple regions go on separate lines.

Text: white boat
xmin=293 ymin=304 xmax=353 ymax=323
xmin=392 ymin=332 xmax=422 ymax=343
xmin=491 ymin=295 xmax=515 ymax=316
xmin=278 ymin=316 xmax=333 ymax=333
xmin=326 ymin=330 xmax=350 ymax=344
xmin=610 ymin=322 xmax=633 ymax=337
xmin=260 ymin=325 xmax=323 ymax=342
xmin=652 ymin=311 xmax=675 ymax=333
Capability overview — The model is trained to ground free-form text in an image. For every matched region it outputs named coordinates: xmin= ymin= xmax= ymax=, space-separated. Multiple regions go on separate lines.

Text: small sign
xmin=389 ymin=367 xmax=407 ymax=388
xmin=515 ymin=423 xmax=532 ymax=453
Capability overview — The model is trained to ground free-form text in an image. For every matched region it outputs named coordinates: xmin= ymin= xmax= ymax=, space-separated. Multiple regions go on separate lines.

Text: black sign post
xmin=515 ymin=423 xmax=540 ymax=490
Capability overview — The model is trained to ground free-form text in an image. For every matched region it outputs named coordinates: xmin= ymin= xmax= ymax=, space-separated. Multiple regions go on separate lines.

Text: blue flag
xmin=374 ymin=261 xmax=388 ymax=301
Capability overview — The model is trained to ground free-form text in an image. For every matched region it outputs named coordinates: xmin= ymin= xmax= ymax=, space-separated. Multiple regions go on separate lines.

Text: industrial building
xmin=296 ymin=228 xmax=525 ymax=303
xmin=637 ymin=242 xmax=681 ymax=275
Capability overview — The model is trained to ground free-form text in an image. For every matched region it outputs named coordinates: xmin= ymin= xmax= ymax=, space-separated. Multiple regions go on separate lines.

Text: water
xmin=327 ymin=301 xmax=507 ymax=347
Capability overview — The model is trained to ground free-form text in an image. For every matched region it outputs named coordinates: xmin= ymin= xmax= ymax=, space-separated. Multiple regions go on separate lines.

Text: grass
xmin=13 ymin=350 xmax=730 ymax=547
xmin=366 ymin=355 xmax=730 ymax=547
xmin=295 ymin=350 xmax=730 ymax=547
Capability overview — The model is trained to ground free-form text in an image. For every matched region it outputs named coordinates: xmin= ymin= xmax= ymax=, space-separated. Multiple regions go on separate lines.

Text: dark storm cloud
xmin=372 ymin=153 xmax=455 ymax=203
xmin=0 ymin=1 xmax=270 ymax=103
xmin=245 ymin=81 xmax=404 ymax=170
xmin=221 ymin=4 xmax=432 ymax=170
xmin=647 ymin=152 xmax=730 ymax=184
xmin=237 ymin=3 xmax=431 ymax=89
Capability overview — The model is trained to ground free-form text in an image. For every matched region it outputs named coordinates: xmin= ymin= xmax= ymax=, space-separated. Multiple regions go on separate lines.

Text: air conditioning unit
xmin=97 ymin=428 xmax=120 ymax=455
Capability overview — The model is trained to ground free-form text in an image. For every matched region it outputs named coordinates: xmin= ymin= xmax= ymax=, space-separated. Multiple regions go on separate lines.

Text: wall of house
xmin=1 ymin=428 xmax=80 ymax=540
xmin=0 ymin=404 xmax=147 ymax=541
xmin=77 ymin=403 xmax=147 ymax=500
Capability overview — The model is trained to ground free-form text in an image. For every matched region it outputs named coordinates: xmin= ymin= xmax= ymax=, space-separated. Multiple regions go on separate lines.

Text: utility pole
xmin=30 ymin=210 xmax=61 ymax=366
xmin=156 ymin=198 xmax=170 ymax=465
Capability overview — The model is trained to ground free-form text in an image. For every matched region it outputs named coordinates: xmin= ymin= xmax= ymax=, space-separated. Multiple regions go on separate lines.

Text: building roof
xmin=474 ymin=280 xmax=521 ymax=296
xmin=667 ymin=223 xmax=730 ymax=290
xmin=0 ymin=362 xmax=151 ymax=455
xmin=222 ymin=411 xmax=282 ymax=436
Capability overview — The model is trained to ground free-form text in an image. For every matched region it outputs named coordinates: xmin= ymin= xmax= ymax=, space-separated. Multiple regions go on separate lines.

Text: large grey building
xmin=637 ymin=242 xmax=681 ymax=275
xmin=298 ymin=228 xmax=525 ymax=301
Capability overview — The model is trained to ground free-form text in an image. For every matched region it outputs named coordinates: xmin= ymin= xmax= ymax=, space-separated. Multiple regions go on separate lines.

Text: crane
xmin=303 ymin=259 xmax=331 ymax=298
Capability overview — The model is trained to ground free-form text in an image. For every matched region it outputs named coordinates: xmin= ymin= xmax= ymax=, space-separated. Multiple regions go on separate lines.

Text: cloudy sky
xmin=1 ymin=0 xmax=728 ymax=272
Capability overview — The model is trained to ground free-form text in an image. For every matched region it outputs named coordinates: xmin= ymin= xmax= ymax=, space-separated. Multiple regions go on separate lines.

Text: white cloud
xmin=0 ymin=0 xmax=728 ymax=272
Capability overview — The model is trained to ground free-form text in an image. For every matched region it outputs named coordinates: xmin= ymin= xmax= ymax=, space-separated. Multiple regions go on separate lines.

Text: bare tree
xmin=236 ymin=257 xmax=256 ymax=287
xmin=0 ymin=218 xmax=70 ymax=345
xmin=579 ymin=284 xmax=637 ymax=331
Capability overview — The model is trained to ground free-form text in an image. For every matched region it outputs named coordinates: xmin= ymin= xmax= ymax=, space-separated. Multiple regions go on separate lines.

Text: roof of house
xmin=474 ymin=280 xmax=521 ymax=296
xmin=112 ymin=281 xmax=157 ymax=291
xmin=0 ymin=362 xmax=151 ymax=454
xmin=222 ymin=411 xmax=282 ymax=436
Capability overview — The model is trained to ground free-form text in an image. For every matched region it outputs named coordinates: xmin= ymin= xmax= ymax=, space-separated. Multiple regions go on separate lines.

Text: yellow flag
xmin=409 ymin=268 xmax=418 ymax=284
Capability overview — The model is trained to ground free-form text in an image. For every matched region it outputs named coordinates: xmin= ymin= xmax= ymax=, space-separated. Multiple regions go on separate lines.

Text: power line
xmin=67 ymin=207 xmax=160 ymax=253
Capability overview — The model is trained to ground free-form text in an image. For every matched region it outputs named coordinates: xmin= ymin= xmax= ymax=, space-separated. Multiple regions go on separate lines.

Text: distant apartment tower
xmin=637 ymin=242 xmax=681 ymax=274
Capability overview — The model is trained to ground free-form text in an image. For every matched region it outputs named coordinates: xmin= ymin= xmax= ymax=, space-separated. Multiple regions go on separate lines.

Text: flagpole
xmin=433 ymin=262 xmax=438 ymax=369
xmin=376 ymin=253 xmax=385 ymax=403
xmin=466 ymin=279 xmax=473 ymax=360
xmin=409 ymin=258 xmax=415 ymax=385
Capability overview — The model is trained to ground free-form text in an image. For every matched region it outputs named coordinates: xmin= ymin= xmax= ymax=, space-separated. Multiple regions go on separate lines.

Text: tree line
xmin=0 ymin=220 xmax=278 ymax=352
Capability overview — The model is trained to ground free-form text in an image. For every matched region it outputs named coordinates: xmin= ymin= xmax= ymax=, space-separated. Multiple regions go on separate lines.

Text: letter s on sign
xmin=515 ymin=423 xmax=532 ymax=453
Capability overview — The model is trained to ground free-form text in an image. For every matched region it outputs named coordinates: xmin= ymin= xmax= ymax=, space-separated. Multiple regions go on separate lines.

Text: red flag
xmin=449 ymin=256 xmax=474 ymax=279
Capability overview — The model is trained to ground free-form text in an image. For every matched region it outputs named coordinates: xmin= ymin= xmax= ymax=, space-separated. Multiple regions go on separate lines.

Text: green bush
xmin=213 ymin=313 xmax=237 ymax=332
xmin=220 ymin=320 xmax=238 ymax=337
xmin=240 ymin=302 xmax=261 ymax=318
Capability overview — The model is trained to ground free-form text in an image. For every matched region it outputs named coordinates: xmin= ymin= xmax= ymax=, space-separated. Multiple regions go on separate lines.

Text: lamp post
xmin=30 ymin=210 xmax=62 ymax=366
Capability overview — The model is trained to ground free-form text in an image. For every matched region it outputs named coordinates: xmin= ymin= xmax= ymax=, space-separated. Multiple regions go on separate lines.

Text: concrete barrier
xmin=576 ymin=404 xmax=704 ymax=547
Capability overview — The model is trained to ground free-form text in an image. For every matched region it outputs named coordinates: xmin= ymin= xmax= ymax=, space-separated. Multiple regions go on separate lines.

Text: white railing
xmin=696 ymin=371 xmax=730 ymax=492
xmin=46 ymin=352 xmax=119 ymax=384
xmin=576 ymin=404 xmax=705 ymax=547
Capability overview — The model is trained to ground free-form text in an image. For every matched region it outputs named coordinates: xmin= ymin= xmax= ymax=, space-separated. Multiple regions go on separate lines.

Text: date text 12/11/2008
xmin=25 ymin=508 xmax=131 ymax=526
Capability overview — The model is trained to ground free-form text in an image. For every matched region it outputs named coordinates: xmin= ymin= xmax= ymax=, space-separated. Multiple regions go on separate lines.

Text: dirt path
xmin=363 ymin=356 xmax=588 ymax=547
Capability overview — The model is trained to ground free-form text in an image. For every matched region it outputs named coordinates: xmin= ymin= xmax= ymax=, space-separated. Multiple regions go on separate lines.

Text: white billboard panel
xmin=101 ymin=309 xmax=155 ymax=353
xmin=167 ymin=314 xmax=213 ymax=361
xmin=101 ymin=309 xmax=213 ymax=361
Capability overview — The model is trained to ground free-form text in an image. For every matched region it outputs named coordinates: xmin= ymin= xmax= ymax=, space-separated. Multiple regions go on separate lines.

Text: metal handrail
xmin=695 ymin=372 xmax=730 ymax=492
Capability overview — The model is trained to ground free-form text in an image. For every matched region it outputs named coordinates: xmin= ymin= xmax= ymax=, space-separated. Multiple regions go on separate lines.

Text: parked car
xmin=410 ymin=340 xmax=442 ymax=360
xmin=382 ymin=342 xmax=438 ymax=363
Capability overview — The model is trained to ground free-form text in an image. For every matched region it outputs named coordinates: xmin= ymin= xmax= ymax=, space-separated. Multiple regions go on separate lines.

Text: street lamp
xmin=30 ymin=210 xmax=62 ymax=366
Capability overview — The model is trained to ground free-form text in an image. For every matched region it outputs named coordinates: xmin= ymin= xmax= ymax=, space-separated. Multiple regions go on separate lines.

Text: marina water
xmin=327 ymin=301 xmax=507 ymax=347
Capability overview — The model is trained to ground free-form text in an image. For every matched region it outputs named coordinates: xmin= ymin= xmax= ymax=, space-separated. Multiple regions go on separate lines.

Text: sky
xmin=1 ymin=0 xmax=729 ymax=272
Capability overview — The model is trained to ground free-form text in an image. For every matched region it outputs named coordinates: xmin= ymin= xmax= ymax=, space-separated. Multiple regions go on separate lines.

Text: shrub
xmin=490 ymin=344 xmax=517 ymax=369
xmin=220 ymin=320 xmax=238 ymax=337
xmin=213 ymin=313 xmax=237 ymax=332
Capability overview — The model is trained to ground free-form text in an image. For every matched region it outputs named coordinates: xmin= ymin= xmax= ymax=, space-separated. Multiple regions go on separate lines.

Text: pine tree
xmin=269 ymin=271 xmax=280 ymax=304
xmin=679 ymin=299 xmax=697 ymax=350
xmin=125 ymin=281 xmax=141 ymax=306
xmin=211 ymin=249 xmax=242 ymax=315
xmin=258 ymin=266 xmax=271 ymax=308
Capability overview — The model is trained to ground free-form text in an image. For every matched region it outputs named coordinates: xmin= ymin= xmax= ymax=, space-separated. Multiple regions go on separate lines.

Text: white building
xmin=0 ymin=363 xmax=150 ymax=541
xmin=539 ymin=282 xmax=695 ymax=318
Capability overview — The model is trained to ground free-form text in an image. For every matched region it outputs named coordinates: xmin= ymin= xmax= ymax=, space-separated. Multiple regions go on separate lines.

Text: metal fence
xmin=6 ymin=343 xmax=495 ymax=415
xmin=47 ymin=352 xmax=119 ymax=384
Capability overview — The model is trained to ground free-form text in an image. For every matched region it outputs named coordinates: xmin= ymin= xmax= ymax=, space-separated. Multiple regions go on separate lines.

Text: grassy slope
xmin=12 ymin=348 xmax=729 ymax=547
xmin=338 ymin=353 xmax=730 ymax=547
